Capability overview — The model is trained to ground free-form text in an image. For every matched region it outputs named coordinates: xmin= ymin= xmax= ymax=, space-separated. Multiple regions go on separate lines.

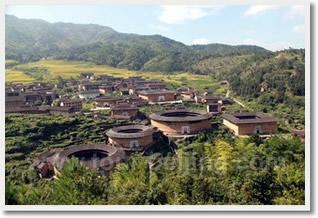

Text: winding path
xmin=226 ymin=89 xmax=246 ymax=108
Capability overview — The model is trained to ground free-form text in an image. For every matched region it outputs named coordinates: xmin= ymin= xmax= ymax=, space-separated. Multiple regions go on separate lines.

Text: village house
xmin=135 ymin=79 xmax=161 ymax=87
xmin=94 ymin=75 xmax=115 ymax=81
xmin=38 ymin=91 xmax=59 ymax=105
xmin=117 ymin=79 xmax=133 ymax=89
xmin=125 ymin=96 xmax=144 ymax=105
xmin=32 ymin=86 xmax=54 ymax=92
xmin=222 ymin=112 xmax=278 ymax=136
xmin=99 ymin=85 xmax=114 ymax=94
xmin=6 ymin=91 xmax=20 ymax=97
xmin=80 ymin=72 xmax=94 ymax=79
xmin=177 ymin=87 xmax=194 ymax=92
xmin=207 ymin=103 xmax=222 ymax=113
xmin=5 ymin=96 xmax=25 ymax=111
xmin=79 ymin=82 xmax=101 ymax=91
xmin=95 ymin=96 xmax=125 ymax=108
xmin=146 ymin=82 xmax=166 ymax=90
xmin=60 ymin=98 xmax=82 ymax=112
xmin=201 ymin=96 xmax=223 ymax=104
xmin=110 ymin=104 xmax=138 ymax=120
xmin=138 ymin=90 xmax=175 ymax=103
xmin=78 ymin=90 xmax=101 ymax=100
xmin=128 ymin=76 xmax=143 ymax=82
xmin=32 ymin=82 xmax=49 ymax=88
xmin=128 ymin=87 xmax=150 ymax=95
xmin=179 ymin=91 xmax=196 ymax=100
xmin=5 ymin=105 xmax=40 ymax=114
xmin=203 ymin=90 xmax=213 ymax=96
xmin=21 ymin=92 xmax=43 ymax=105
xmin=120 ymin=90 xmax=130 ymax=95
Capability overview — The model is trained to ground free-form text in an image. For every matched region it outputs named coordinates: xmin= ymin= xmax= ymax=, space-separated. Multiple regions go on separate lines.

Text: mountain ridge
xmin=6 ymin=14 xmax=268 ymax=72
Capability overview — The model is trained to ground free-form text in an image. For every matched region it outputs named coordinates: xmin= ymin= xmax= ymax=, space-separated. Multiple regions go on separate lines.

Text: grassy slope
xmin=6 ymin=59 xmax=220 ymax=91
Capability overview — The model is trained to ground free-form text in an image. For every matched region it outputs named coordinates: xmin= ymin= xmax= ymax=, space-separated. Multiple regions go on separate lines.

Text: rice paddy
xmin=6 ymin=59 xmax=220 ymax=90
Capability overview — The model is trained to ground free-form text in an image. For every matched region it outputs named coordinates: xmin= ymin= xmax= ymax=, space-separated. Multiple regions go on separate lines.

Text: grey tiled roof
xmin=222 ymin=112 xmax=278 ymax=124
xmin=150 ymin=109 xmax=212 ymax=122
xmin=106 ymin=125 xmax=155 ymax=139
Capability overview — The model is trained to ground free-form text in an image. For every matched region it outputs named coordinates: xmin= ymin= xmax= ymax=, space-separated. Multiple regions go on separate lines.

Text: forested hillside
xmin=6 ymin=14 xmax=266 ymax=72
xmin=221 ymin=49 xmax=305 ymax=129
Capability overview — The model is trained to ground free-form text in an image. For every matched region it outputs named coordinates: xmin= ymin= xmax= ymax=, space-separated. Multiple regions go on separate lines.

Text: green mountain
xmin=6 ymin=14 xmax=267 ymax=72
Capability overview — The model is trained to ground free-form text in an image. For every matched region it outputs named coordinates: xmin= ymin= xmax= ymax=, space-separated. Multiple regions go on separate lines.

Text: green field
xmin=6 ymin=59 xmax=220 ymax=91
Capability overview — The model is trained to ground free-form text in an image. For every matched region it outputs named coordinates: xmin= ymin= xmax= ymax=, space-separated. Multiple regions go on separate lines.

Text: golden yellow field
xmin=5 ymin=59 xmax=219 ymax=90
xmin=5 ymin=69 xmax=35 ymax=84
xmin=5 ymin=59 xmax=18 ymax=64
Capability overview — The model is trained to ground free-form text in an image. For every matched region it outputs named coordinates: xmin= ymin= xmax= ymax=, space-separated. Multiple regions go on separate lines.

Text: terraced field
xmin=6 ymin=59 xmax=220 ymax=91
xmin=5 ymin=69 xmax=35 ymax=83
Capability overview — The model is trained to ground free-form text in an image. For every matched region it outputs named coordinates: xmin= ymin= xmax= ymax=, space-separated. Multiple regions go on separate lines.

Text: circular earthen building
xmin=32 ymin=144 xmax=126 ymax=178
xmin=149 ymin=109 xmax=212 ymax=135
xmin=106 ymin=125 xmax=155 ymax=151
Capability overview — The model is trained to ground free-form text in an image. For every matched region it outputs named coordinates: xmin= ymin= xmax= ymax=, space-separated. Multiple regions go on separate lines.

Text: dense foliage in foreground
xmin=5 ymin=114 xmax=305 ymax=205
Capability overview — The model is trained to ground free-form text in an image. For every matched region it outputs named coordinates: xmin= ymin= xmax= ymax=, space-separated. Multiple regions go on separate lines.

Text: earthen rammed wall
xmin=223 ymin=119 xmax=277 ymax=135
xmin=151 ymin=119 xmax=211 ymax=133
xmin=108 ymin=135 xmax=153 ymax=149
xmin=111 ymin=109 xmax=137 ymax=117
xmin=139 ymin=93 xmax=175 ymax=102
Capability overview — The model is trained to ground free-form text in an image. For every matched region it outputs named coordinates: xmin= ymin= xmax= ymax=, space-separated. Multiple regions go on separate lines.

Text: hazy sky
xmin=6 ymin=5 xmax=305 ymax=51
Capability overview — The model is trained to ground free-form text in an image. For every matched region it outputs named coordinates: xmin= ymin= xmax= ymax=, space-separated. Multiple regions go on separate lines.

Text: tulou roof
xmin=222 ymin=112 xmax=278 ymax=124
xmin=95 ymin=96 xmax=123 ymax=101
xmin=60 ymin=98 xmax=82 ymax=103
xmin=53 ymin=144 xmax=125 ymax=170
xmin=138 ymin=90 xmax=175 ymax=95
xmin=149 ymin=109 xmax=212 ymax=122
xmin=111 ymin=104 xmax=137 ymax=111
xmin=106 ymin=125 xmax=155 ymax=139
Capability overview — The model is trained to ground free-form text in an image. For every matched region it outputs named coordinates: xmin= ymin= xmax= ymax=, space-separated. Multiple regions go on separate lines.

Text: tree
xmin=52 ymin=99 xmax=61 ymax=106
xmin=108 ymin=154 xmax=165 ymax=205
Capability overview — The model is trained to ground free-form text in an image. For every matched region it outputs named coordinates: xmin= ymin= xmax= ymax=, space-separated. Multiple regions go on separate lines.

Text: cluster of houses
xmin=16 ymin=74 xmax=294 ymax=178
xmin=5 ymin=73 xmax=230 ymax=119
xmin=5 ymin=73 xmax=282 ymax=138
